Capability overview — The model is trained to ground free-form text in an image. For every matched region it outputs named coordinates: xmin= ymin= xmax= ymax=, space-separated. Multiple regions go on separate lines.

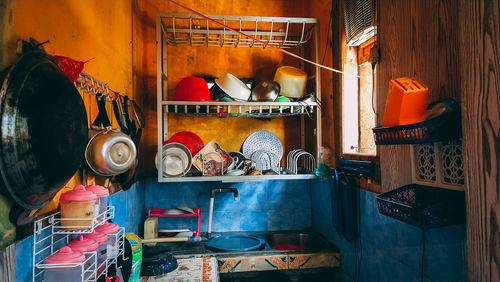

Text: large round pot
xmin=0 ymin=51 xmax=88 ymax=209
xmin=85 ymin=96 xmax=136 ymax=176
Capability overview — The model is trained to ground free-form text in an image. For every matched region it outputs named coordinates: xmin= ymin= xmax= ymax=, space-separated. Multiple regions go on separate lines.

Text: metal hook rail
xmin=75 ymin=72 xmax=123 ymax=101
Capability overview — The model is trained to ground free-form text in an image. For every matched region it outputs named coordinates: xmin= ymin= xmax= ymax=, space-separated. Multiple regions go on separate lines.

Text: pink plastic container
xmin=95 ymin=222 xmax=120 ymax=258
xmin=82 ymin=231 xmax=108 ymax=267
xmin=60 ymin=185 xmax=98 ymax=230
xmin=45 ymin=246 xmax=85 ymax=282
xmin=67 ymin=235 xmax=99 ymax=258
xmin=85 ymin=182 xmax=109 ymax=218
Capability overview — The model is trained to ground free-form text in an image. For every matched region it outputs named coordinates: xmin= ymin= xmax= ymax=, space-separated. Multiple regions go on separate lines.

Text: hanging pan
xmin=0 ymin=51 xmax=88 ymax=209
xmin=85 ymin=95 xmax=136 ymax=176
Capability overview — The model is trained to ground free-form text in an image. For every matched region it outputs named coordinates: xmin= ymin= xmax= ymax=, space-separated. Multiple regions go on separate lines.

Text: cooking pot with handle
xmin=85 ymin=95 xmax=136 ymax=176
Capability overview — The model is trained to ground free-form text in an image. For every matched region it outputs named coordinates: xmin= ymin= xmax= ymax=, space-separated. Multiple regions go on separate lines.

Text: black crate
xmin=376 ymin=184 xmax=465 ymax=229
xmin=372 ymin=111 xmax=461 ymax=145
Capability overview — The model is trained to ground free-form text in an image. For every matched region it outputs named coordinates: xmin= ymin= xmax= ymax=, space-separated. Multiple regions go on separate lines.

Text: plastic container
xmin=44 ymin=246 xmax=86 ymax=282
xmin=67 ymin=235 xmax=99 ymax=259
xmin=273 ymin=66 xmax=307 ymax=98
xmin=376 ymin=184 xmax=465 ymax=229
xmin=215 ymin=73 xmax=251 ymax=101
xmin=173 ymin=77 xmax=212 ymax=101
xmin=382 ymin=77 xmax=428 ymax=127
xmin=60 ymin=185 xmax=98 ymax=230
xmin=82 ymin=231 xmax=108 ymax=267
xmin=95 ymin=222 xmax=120 ymax=259
xmin=85 ymin=182 xmax=109 ymax=219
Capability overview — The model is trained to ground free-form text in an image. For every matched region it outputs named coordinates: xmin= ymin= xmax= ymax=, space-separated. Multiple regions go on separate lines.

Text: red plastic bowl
xmin=164 ymin=131 xmax=204 ymax=157
xmin=174 ymin=77 xmax=212 ymax=101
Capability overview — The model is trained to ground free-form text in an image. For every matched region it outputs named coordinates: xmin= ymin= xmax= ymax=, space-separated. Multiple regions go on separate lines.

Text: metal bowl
xmin=251 ymin=80 xmax=280 ymax=102
xmin=85 ymin=129 xmax=137 ymax=176
xmin=155 ymin=142 xmax=192 ymax=177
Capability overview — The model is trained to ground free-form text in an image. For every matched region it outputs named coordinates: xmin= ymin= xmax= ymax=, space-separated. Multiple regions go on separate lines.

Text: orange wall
xmin=0 ymin=0 xmax=334 ymax=178
xmin=0 ymin=0 xmax=133 ymax=213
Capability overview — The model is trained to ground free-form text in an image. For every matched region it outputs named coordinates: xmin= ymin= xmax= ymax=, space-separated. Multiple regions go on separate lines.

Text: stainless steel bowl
xmin=85 ymin=129 xmax=137 ymax=176
xmin=250 ymin=81 xmax=280 ymax=102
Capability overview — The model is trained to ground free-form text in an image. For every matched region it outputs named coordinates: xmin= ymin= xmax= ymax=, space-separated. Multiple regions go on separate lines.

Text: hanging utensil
xmin=85 ymin=96 xmax=136 ymax=176
xmin=0 ymin=51 xmax=88 ymax=209
xmin=112 ymin=95 xmax=129 ymax=135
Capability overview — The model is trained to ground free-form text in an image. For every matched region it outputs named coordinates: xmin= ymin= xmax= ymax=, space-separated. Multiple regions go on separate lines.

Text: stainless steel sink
xmin=266 ymin=233 xmax=327 ymax=250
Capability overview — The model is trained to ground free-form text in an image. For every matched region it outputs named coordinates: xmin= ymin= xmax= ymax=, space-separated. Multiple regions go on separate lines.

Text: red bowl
xmin=174 ymin=77 xmax=212 ymax=101
xmin=164 ymin=131 xmax=204 ymax=157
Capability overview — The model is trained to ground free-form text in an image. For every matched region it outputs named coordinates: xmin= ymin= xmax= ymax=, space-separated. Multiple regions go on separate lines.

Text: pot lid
xmin=60 ymin=185 xmax=97 ymax=201
xmin=82 ymin=231 xmax=108 ymax=244
xmin=85 ymin=181 xmax=109 ymax=196
xmin=95 ymin=222 xmax=120 ymax=234
xmin=0 ymin=51 xmax=88 ymax=209
xmin=45 ymin=246 xmax=86 ymax=264
xmin=67 ymin=235 xmax=99 ymax=252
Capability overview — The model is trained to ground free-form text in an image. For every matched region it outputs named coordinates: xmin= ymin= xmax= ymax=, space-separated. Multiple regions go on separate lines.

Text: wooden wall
xmin=459 ymin=1 xmax=500 ymax=281
xmin=376 ymin=0 xmax=461 ymax=192
xmin=377 ymin=0 xmax=500 ymax=280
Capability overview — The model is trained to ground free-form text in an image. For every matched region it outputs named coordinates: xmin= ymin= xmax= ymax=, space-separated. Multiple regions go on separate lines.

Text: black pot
xmin=0 ymin=51 xmax=88 ymax=209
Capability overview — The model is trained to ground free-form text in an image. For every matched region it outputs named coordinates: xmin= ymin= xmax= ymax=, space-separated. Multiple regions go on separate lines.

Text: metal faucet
xmin=208 ymin=188 xmax=239 ymax=234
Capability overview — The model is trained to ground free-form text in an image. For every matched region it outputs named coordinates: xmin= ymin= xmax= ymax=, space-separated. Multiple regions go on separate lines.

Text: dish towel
xmin=330 ymin=169 xmax=357 ymax=242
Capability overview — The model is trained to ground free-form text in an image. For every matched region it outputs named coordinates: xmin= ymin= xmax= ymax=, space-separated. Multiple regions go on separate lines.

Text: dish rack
xmin=32 ymin=206 xmax=125 ymax=282
xmin=148 ymin=207 xmax=201 ymax=237
xmin=157 ymin=13 xmax=322 ymax=182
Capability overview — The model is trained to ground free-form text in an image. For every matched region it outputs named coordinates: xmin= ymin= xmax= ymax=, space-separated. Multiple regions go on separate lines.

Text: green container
xmin=125 ymin=233 xmax=142 ymax=282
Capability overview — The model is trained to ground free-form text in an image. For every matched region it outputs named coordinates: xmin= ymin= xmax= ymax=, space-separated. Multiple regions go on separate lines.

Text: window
xmin=342 ymin=39 xmax=376 ymax=156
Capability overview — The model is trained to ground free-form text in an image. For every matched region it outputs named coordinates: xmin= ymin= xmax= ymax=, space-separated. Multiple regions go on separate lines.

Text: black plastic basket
xmin=376 ymin=184 xmax=465 ymax=229
xmin=372 ymin=111 xmax=461 ymax=145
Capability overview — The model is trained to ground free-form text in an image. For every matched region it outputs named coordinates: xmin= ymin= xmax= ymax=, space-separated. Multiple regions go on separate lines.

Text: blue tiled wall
xmin=143 ymin=178 xmax=312 ymax=232
xmin=15 ymin=182 xmax=146 ymax=282
xmin=311 ymin=179 xmax=468 ymax=282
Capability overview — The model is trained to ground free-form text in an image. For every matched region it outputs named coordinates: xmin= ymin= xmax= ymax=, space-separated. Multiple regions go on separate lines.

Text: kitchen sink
xmin=266 ymin=232 xmax=328 ymax=250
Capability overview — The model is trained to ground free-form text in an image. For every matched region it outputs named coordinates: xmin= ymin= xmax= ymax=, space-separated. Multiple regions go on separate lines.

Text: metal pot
xmin=85 ymin=96 xmax=136 ymax=176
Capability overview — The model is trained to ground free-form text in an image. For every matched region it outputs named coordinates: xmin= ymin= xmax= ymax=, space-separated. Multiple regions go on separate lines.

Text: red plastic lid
xmin=85 ymin=182 xmax=109 ymax=197
xmin=45 ymin=246 xmax=86 ymax=264
xmin=67 ymin=235 xmax=99 ymax=252
xmin=60 ymin=184 xmax=97 ymax=202
xmin=82 ymin=231 xmax=108 ymax=244
xmin=174 ymin=77 xmax=212 ymax=101
xmin=95 ymin=222 xmax=120 ymax=234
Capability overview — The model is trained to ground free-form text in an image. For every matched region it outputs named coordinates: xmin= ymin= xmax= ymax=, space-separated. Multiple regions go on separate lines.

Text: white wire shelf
xmin=159 ymin=13 xmax=317 ymax=48
xmin=158 ymin=173 xmax=317 ymax=183
xmin=162 ymin=101 xmax=317 ymax=117
xmin=32 ymin=207 xmax=125 ymax=282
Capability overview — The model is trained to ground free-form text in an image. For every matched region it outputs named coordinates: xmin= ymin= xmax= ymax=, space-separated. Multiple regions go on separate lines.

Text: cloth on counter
xmin=141 ymin=256 xmax=219 ymax=282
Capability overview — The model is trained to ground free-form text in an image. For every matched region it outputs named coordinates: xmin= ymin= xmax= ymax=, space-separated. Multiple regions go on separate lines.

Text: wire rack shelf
xmin=159 ymin=13 xmax=317 ymax=48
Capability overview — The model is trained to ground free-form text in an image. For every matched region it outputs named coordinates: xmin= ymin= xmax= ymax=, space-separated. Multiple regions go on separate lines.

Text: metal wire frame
xmin=160 ymin=13 xmax=316 ymax=48
xmin=32 ymin=207 xmax=124 ymax=282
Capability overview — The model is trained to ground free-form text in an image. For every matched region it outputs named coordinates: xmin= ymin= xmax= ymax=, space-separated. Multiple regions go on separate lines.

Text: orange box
xmin=382 ymin=78 xmax=429 ymax=127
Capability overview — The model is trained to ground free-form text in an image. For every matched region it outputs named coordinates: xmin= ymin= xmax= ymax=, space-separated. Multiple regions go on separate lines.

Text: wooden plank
xmin=0 ymin=244 xmax=15 ymax=282
xmin=458 ymin=0 xmax=500 ymax=281
xmin=377 ymin=0 xmax=414 ymax=192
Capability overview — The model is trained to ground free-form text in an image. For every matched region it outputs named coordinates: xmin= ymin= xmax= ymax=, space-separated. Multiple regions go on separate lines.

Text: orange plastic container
xmin=382 ymin=78 xmax=429 ymax=127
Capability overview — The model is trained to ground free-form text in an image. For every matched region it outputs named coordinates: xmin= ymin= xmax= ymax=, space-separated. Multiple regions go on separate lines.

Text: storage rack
xmin=32 ymin=207 xmax=125 ymax=282
xmin=157 ymin=13 xmax=322 ymax=182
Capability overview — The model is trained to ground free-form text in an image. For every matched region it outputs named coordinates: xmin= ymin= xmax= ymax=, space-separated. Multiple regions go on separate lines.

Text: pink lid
xmin=95 ymin=222 xmax=120 ymax=234
xmin=45 ymin=246 xmax=85 ymax=264
xmin=85 ymin=182 xmax=109 ymax=197
xmin=82 ymin=231 xmax=108 ymax=244
xmin=60 ymin=185 xmax=98 ymax=202
xmin=67 ymin=235 xmax=99 ymax=252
